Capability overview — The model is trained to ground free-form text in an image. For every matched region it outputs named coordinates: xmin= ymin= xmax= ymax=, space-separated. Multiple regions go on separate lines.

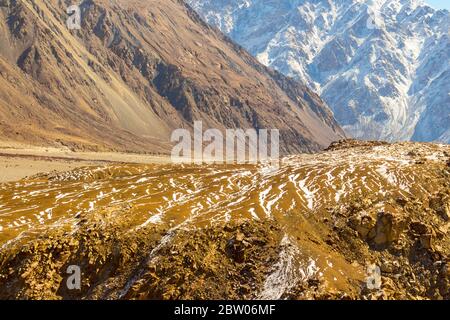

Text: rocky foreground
xmin=0 ymin=141 xmax=449 ymax=300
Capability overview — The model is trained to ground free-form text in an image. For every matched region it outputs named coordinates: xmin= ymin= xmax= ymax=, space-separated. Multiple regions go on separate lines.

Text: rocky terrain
xmin=0 ymin=140 xmax=449 ymax=300
xmin=187 ymin=0 xmax=450 ymax=143
xmin=0 ymin=0 xmax=344 ymax=154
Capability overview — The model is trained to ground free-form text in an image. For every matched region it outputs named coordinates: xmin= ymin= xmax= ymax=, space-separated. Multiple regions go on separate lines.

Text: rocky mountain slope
xmin=187 ymin=0 xmax=450 ymax=143
xmin=0 ymin=140 xmax=449 ymax=299
xmin=0 ymin=0 xmax=344 ymax=154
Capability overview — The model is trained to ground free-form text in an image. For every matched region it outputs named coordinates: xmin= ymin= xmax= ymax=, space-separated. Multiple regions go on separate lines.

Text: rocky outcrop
xmin=334 ymin=186 xmax=450 ymax=299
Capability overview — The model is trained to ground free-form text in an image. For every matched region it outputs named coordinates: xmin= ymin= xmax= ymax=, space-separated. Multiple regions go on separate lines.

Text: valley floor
xmin=0 ymin=141 xmax=172 ymax=182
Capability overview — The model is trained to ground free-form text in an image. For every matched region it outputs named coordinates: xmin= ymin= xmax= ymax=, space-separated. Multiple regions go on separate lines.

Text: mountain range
xmin=186 ymin=0 xmax=450 ymax=143
xmin=1 ymin=0 xmax=450 ymax=301
xmin=0 ymin=0 xmax=344 ymax=154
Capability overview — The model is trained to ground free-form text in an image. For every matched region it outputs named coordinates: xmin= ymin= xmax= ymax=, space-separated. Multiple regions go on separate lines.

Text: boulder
xmin=225 ymin=233 xmax=247 ymax=263
xmin=395 ymin=197 xmax=408 ymax=207
xmin=410 ymin=221 xmax=429 ymax=235
xmin=419 ymin=234 xmax=434 ymax=250
xmin=429 ymin=193 xmax=450 ymax=221
xmin=349 ymin=213 xmax=376 ymax=239
xmin=368 ymin=212 xmax=406 ymax=246
xmin=442 ymin=202 xmax=450 ymax=221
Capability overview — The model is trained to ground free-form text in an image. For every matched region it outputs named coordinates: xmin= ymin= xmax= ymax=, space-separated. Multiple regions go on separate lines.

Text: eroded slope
xmin=0 ymin=0 xmax=344 ymax=153
xmin=0 ymin=141 xmax=449 ymax=299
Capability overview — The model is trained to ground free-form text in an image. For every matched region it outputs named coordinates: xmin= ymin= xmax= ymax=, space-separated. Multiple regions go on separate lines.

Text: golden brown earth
xmin=0 ymin=140 xmax=449 ymax=300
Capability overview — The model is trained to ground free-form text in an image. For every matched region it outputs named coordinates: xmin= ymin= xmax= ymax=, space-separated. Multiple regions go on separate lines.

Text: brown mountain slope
xmin=0 ymin=0 xmax=344 ymax=154
xmin=0 ymin=141 xmax=448 ymax=299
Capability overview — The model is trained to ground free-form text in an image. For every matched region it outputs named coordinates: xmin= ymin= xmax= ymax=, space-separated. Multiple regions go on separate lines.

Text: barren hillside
xmin=0 ymin=141 xmax=448 ymax=299
xmin=0 ymin=0 xmax=344 ymax=154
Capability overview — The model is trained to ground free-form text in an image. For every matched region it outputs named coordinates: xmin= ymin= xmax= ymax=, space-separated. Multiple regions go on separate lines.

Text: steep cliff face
xmin=0 ymin=0 xmax=344 ymax=154
xmin=187 ymin=0 xmax=450 ymax=143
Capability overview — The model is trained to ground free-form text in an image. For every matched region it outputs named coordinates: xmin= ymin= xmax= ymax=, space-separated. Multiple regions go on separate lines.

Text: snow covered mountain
xmin=186 ymin=0 xmax=450 ymax=143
